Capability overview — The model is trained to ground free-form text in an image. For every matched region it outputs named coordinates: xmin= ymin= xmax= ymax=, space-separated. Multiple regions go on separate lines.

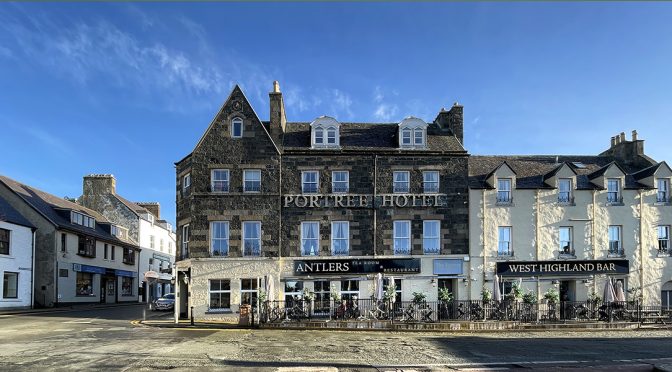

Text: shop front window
xmin=121 ymin=277 xmax=133 ymax=296
xmin=3 ymin=272 xmax=18 ymax=299
xmin=209 ymin=279 xmax=231 ymax=311
xmin=340 ymin=280 xmax=359 ymax=301
xmin=284 ymin=280 xmax=304 ymax=307
xmin=76 ymin=272 xmax=94 ymax=296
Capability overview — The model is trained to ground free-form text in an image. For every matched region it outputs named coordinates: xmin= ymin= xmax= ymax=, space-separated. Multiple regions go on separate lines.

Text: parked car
xmin=153 ymin=293 xmax=175 ymax=311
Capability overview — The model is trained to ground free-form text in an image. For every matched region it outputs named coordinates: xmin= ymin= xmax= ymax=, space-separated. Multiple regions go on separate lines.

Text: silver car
xmin=153 ymin=293 xmax=175 ymax=311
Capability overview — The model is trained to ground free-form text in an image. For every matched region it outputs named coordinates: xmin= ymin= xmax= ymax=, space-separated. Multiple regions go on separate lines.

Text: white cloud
xmin=331 ymin=89 xmax=354 ymax=119
xmin=21 ymin=126 xmax=73 ymax=155
xmin=373 ymin=103 xmax=399 ymax=122
xmin=373 ymin=86 xmax=384 ymax=103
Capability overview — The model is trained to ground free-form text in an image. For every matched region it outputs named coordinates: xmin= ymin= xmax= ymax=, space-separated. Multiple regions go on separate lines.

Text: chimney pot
xmin=611 ymin=136 xmax=616 ymax=147
xmin=632 ymin=130 xmax=638 ymax=141
xmin=273 ymin=81 xmax=280 ymax=93
xmin=620 ymin=132 xmax=626 ymax=142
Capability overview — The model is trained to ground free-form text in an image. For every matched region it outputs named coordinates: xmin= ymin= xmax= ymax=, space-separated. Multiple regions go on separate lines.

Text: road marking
xmin=107 ymin=327 xmax=127 ymax=331
xmin=53 ymin=329 xmax=74 ymax=332
xmin=82 ymin=327 xmax=103 ymax=331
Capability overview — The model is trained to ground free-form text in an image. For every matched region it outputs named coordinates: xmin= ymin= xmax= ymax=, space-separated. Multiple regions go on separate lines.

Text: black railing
xmin=558 ymin=193 xmax=574 ymax=204
xmin=393 ymin=184 xmax=410 ymax=193
xmin=657 ymin=193 xmax=671 ymax=203
xmin=607 ymin=193 xmax=623 ymax=204
xmin=496 ymin=194 xmax=513 ymax=204
xmin=261 ymin=299 xmax=658 ymax=324
xmin=423 ymin=183 xmax=439 ymax=193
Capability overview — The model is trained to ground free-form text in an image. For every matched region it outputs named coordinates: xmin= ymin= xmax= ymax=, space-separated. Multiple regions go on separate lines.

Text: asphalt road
xmin=1 ymin=304 xmax=671 ymax=371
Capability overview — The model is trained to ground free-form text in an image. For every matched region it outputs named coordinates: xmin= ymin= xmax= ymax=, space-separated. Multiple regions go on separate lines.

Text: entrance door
xmin=559 ymin=280 xmax=576 ymax=320
xmin=105 ymin=277 xmax=116 ymax=304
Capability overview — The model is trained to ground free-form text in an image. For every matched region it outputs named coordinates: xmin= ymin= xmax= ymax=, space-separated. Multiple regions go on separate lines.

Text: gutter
xmin=30 ymin=229 xmax=36 ymax=309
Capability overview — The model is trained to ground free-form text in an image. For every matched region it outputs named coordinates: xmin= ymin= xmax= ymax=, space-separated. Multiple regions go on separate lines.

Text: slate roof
xmin=631 ymin=161 xmax=671 ymax=180
xmin=113 ymin=193 xmax=151 ymax=216
xmin=0 ymin=197 xmax=35 ymax=229
xmin=0 ymin=175 xmax=137 ymax=247
xmin=468 ymin=155 xmax=656 ymax=190
xmin=280 ymin=122 xmax=466 ymax=153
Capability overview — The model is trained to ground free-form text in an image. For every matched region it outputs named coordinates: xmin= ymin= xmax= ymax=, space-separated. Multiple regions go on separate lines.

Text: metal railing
xmin=607 ymin=193 xmax=623 ymax=203
xmin=332 ymin=184 xmax=349 ymax=193
xmin=496 ymin=194 xmax=513 ymax=204
xmin=423 ymin=183 xmax=439 ymax=193
xmin=261 ymin=299 xmax=662 ymax=324
xmin=393 ymin=184 xmax=410 ymax=193
xmin=558 ymin=193 xmax=574 ymax=204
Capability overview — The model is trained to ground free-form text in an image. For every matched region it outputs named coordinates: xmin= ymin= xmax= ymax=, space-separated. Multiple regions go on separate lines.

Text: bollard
xmin=190 ymin=306 xmax=194 ymax=326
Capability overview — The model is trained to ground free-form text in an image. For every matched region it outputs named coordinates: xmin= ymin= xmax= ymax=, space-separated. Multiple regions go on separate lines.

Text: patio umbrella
xmin=375 ymin=273 xmax=384 ymax=301
xmin=387 ymin=275 xmax=396 ymax=303
xmin=603 ymin=278 xmax=616 ymax=303
xmin=614 ymin=281 xmax=626 ymax=302
xmin=493 ymin=275 xmax=502 ymax=302
xmin=265 ymin=274 xmax=275 ymax=303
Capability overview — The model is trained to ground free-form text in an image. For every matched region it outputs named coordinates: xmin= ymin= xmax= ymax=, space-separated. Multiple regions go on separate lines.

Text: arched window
xmin=231 ymin=117 xmax=243 ymax=138
xmin=327 ymin=127 xmax=336 ymax=144
xmin=414 ymin=128 xmax=424 ymax=146
xmin=315 ymin=128 xmax=324 ymax=144
xmin=402 ymin=128 xmax=412 ymax=145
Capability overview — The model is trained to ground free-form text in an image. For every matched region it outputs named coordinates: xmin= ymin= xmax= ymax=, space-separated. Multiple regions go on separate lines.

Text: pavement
xmin=1 ymin=305 xmax=672 ymax=371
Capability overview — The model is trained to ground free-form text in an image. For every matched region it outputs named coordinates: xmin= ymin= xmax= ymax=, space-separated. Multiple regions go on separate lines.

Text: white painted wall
xmin=137 ymin=217 xmax=176 ymax=299
xmin=469 ymin=173 xmax=672 ymax=305
xmin=0 ymin=221 xmax=33 ymax=309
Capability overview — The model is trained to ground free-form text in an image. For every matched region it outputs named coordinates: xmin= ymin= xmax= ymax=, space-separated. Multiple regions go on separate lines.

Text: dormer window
xmin=497 ymin=179 xmax=512 ymax=203
xmin=658 ymin=178 xmax=670 ymax=203
xmin=231 ymin=117 xmax=243 ymax=138
xmin=607 ymin=178 xmax=621 ymax=203
xmin=310 ymin=116 xmax=340 ymax=148
xmin=398 ymin=117 xmax=427 ymax=149
xmin=71 ymin=211 xmax=95 ymax=229
xmin=111 ymin=225 xmax=128 ymax=240
xmin=558 ymin=178 xmax=573 ymax=203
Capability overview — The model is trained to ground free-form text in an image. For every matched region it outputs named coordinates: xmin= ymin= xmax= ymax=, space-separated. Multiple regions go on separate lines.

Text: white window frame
xmin=608 ymin=225 xmax=623 ymax=256
xmin=393 ymin=220 xmax=411 ymax=255
xmin=301 ymin=221 xmax=320 ymax=256
xmin=209 ymin=279 xmax=231 ymax=311
xmin=559 ymin=226 xmax=573 ymax=256
xmin=314 ymin=127 xmax=324 ymax=145
xmin=413 ymin=128 xmax=424 ymax=146
xmin=423 ymin=171 xmax=439 ymax=193
xmin=243 ymin=169 xmax=262 ymax=193
xmin=183 ymin=173 xmax=191 ymax=191
xmin=497 ymin=179 xmax=512 ymax=203
xmin=607 ymin=178 xmax=621 ymax=203
xmin=401 ymin=128 xmax=412 ymax=146
xmin=340 ymin=280 xmax=359 ymax=301
xmin=3 ymin=272 xmax=18 ymax=299
xmin=422 ymin=220 xmax=440 ymax=254
xmin=658 ymin=178 xmax=670 ymax=203
xmin=211 ymin=169 xmax=230 ymax=193
xmin=71 ymin=211 xmax=95 ymax=229
xmin=498 ymin=226 xmax=512 ymax=256
xmin=0 ymin=228 xmax=10 ymax=256
xmin=302 ymin=171 xmax=319 ymax=194
xmin=658 ymin=225 xmax=670 ymax=254
xmin=210 ymin=221 xmax=230 ymax=257
xmin=242 ymin=221 xmax=261 ymax=257
xmin=332 ymin=171 xmax=349 ymax=194
xmin=327 ymin=127 xmax=337 ymax=145
xmin=150 ymin=235 xmax=155 ymax=249
xmin=393 ymin=171 xmax=410 ymax=193
xmin=182 ymin=224 xmax=189 ymax=257
xmin=231 ymin=117 xmax=243 ymax=138
xmin=331 ymin=221 xmax=350 ymax=256
xmin=558 ymin=178 xmax=572 ymax=203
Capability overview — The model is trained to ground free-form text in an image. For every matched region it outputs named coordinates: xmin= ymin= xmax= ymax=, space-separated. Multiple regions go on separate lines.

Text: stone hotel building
xmin=175 ymin=82 xmax=469 ymax=321
xmin=175 ymin=82 xmax=672 ymax=322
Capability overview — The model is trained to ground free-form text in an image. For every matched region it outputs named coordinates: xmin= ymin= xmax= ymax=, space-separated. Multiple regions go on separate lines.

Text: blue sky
xmin=1 ymin=2 xmax=671 ymax=226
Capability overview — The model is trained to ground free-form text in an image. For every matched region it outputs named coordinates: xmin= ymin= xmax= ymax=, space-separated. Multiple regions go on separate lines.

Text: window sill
xmin=558 ymin=254 xmax=577 ymax=259
xmin=557 ymin=202 xmax=576 ymax=207
xmin=656 ymin=252 xmax=670 ymax=258
xmin=654 ymin=202 xmax=671 ymax=206
xmin=495 ymin=202 xmax=514 ymax=207
xmin=77 ymin=253 xmax=96 ymax=259
xmin=606 ymin=202 xmax=624 ymax=207
xmin=607 ymin=253 xmax=626 ymax=258
xmin=496 ymin=255 xmax=516 ymax=260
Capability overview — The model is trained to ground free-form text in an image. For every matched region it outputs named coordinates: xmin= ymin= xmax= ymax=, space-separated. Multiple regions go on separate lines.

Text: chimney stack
xmin=434 ymin=102 xmax=464 ymax=143
xmin=136 ymin=202 xmax=160 ymax=219
xmin=83 ymin=174 xmax=116 ymax=196
xmin=611 ymin=136 xmax=616 ymax=147
xmin=632 ymin=130 xmax=638 ymax=141
xmin=620 ymin=132 xmax=626 ymax=143
xmin=269 ymin=80 xmax=286 ymax=141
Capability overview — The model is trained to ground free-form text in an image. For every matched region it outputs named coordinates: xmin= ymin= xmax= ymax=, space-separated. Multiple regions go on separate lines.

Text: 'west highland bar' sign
xmin=293 ymin=258 xmax=421 ymax=275
xmin=496 ymin=260 xmax=629 ymax=277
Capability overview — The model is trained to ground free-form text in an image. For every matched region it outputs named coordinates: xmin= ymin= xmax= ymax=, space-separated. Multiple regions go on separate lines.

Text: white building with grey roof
xmin=468 ymin=131 xmax=672 ymax=307
xmin=0 ymin=196 xmax=36 ymax=309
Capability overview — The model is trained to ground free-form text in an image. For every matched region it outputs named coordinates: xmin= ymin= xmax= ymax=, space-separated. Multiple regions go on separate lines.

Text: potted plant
xmin=588 ymin=291 xmax=601 ymax=305
xmin=544 ymin=288 xmax=559 ymax=304
xmin=438 ymin=288 xmax=453 ymax=320
xmin=522 ymin=291 xmax=537 ymax=305
xmin=481 ymin=288 xmax=493 ymax=303
xmin=384 ymin=283 xmax=396 ymax=302
xmin=412 ymin=291 xmax=427 ymax=305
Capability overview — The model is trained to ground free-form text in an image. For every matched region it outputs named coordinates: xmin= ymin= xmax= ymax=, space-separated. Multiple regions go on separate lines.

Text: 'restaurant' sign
xmin=293 ymin=258 xmax=421 ymax=275
xmin=496 ymin=260 xmax=629 ymax=277
xmin=283 ymin=194 xmax=447 ymax=208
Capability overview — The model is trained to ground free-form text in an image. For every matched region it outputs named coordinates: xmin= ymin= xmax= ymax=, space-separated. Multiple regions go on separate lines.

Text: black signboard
xmin=293 ymin=258 xmax=421 ymax=276
xmin=496 ymin=260 xmax=629 ymax=277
